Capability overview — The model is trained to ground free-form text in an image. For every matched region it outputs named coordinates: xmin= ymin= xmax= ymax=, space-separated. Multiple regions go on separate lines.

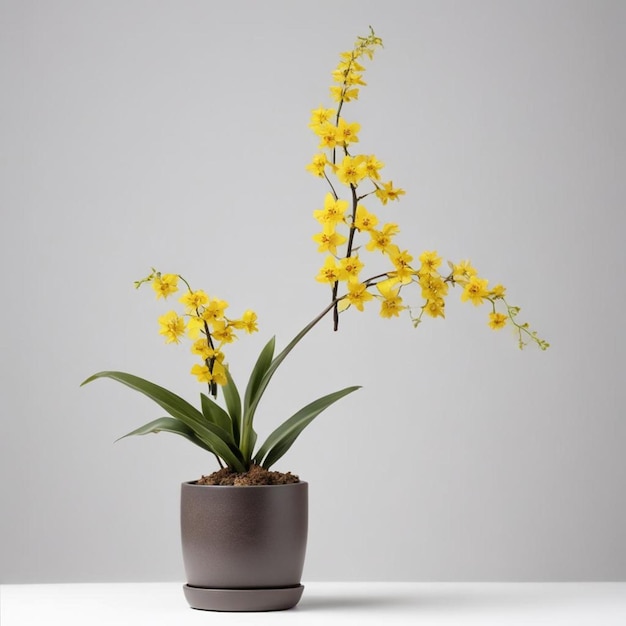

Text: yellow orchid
xmin=83 ymin=27 xmax=549 ymax=483
xmin=377 ymin=278 xmax=404 ymax=318
xmin=158 ymin=311 xmax=186 ymax=344
xmin=335 ymin=118 xmax=361 ymax=146
xmin=343 ymin=280 xmax=374 ymax=312
xmin=305 ymin=153 xmax=328 ymax=177
xmin=313 ymin=193 xmax=348 ymax=226
xmin=338 ymin=256 xmax=364 ymax=282
xmin=305 ymin=27 xmax=546 ymax=353
xmin=336 ymin=155 xmax=368 ymax=186
xmin=152 ymin=274 xmax=179 ymax=299
xmin=179 ymin=289 xmax=209 ymax=311
xmin=488 ymin=312 xmax=508 ymax=330
xmin=353 ymin=204 xmax=378 ymax=231
xmin=312 ymin=225 xmax=347 ymax=255
xmin=315 ymin=256 xmax=341 ymax=284
xmin=461 ymin=276 xmax=490 ymax=306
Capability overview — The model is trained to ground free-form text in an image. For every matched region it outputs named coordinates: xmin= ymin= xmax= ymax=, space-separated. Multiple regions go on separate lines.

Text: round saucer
xmin=183 ymin=583 xmax=304 ymax=612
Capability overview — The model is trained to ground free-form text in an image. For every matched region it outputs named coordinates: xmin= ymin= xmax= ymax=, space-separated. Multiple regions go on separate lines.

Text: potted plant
xmin=82 ymin=28 xmax=548 ymax=612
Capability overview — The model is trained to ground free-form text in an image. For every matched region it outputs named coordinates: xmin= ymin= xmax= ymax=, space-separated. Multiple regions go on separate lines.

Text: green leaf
xmin=243 ymin=336 xmax=275 ymax=411
xmin=255 ymin=385 xmax=360 ymax=469
xmin=200 ymin=393 xmax=233 ymax=438
xmin=82 ymin=370 xmax=204 ymax=422
xmin=115 ymin=416 xmax=213 ymax=453
xmin=222 ymin=368 xmax=242 ymax=445
xmin=81 ymin=371 xmax=247 ymax=472
xmin=240 ymin=337 xmax=275 ymax=459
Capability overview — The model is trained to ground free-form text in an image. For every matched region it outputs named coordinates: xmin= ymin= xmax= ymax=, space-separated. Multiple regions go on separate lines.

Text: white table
xmin=2 ymin=582 xmax=626 ymax=625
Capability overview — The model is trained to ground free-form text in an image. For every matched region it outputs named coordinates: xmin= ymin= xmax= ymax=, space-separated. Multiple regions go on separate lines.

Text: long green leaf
xmin=255 ymin=385 xmax=360 ymax=469
xmin=81 ymin=371 xmax=246 ymax=471
xmin=115 ymin=416 xmax=214 ymax=453
xmin=240 ymin=337 xmax=275 ymax=459
xmin=243 ymin=336 xmax=275 ymax=410
xmin=222 ymin=368 xmax=242 ymax=445
xmin=200 ymin=393 xmax=233 ymax=438
xmin=82 ymin=370 xmax=204 ymax=422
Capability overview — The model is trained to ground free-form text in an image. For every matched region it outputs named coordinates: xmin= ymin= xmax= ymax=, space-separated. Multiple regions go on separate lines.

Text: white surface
xmin=2 ymin=582 xmax=626 ymax=625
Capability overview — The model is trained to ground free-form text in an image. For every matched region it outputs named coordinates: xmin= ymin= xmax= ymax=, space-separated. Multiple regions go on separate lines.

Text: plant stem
xmin=202 ymin=319 xmax=218 ymax=398
xmin=324 ymin=171 xmax=340 ymax=200
xmin=346 ymin=183 xmax=359 ymax=257
xmin=332 ymin=182 xmax=359 ymax=331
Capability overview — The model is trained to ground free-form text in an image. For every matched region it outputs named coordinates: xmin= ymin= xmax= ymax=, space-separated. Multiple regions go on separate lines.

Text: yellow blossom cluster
xmin=307 ymin=28 xmax=548 ymax=350
xmin=135 ymin=270 xmax=259 ymax=392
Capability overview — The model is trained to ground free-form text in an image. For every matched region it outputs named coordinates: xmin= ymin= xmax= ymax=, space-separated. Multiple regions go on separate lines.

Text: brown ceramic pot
xmin=180 ymin=481 xmax=308 ymax=612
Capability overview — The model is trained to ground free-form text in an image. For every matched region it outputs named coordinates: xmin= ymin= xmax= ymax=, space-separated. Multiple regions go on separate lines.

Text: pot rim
xmin=182 ymin=480 xmax=308 ymax=489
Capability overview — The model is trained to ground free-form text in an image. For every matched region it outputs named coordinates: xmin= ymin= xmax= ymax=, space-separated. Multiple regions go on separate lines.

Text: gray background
xmin=1 ymin=0 xmax=624 ymax=583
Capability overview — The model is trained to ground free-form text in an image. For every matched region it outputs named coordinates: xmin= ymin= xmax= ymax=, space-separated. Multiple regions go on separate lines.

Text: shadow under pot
xmin=180 ymin=480 xmax=308 ymax=612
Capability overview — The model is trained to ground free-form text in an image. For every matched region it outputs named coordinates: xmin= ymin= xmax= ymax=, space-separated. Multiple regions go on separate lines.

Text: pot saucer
xmin=183 ymin=583 xmax=304 ymax=612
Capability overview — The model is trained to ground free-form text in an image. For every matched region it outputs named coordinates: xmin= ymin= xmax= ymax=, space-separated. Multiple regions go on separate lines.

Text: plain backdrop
xmin=1 ymin=0 xmax=624 ymax=583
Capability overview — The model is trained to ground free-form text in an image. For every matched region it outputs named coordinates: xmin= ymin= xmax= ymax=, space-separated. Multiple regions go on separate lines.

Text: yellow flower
xmin=338 ymin=255 xmax=364 ymax=281
xmin=332 ymin=68 xmax=366 ymax=87
xmin=388 ymin=245 xmax=414 ymax=284
xmin=231 ymin=310 xmax=259 ymax=334
xmin=190 ymin=361 xmax=227 ymax=386
xmin=211 ymin=361 xmax=228 ymax=386
xmin=313 ymin=193 xmax=348 ymax=226
xmin=345 ymin=71 xmax=367 ymax=87
xmin=364 ymin=155 xmax=384 ymax=180
xmin=490 ymin=284 xmax=506 ymax=299
xmin=336 ymin=52 xmax=366 ymax=74
xmin=211 ymin=320 xmax=236 ymax=344
xmin=316 ymin=256 xmax=341 ymax=283
xmin=451 ymin=260 xmax=477 ymax=283
xmin=336 ymin=155 xmax=367 ymax=186
xmin=202 ymin=298 xmax=228 ymax=324
xmin=330 ymin=85 xmax=359 ymax=102
xmin=191 ymin=338 xmax=221 ymax=361
xmin=379 ymin=296 xmax=403 ymax=318
xmin=418 ymin=250 xmax=442 ymax=275
xmin=461 ymin=276 xmax=490 ymax=306
xmin=375 ymin=181 xmax=405 ymax=205
xmin=158 ymin=311 xmax=186 ymax=344
xmin=424 ymin=298 xmax=445 ymax=319
xmin=312 ymin=225 xmax=347 ymax=255
xmin=488 ymin=312 xmax=508 ymax=330
xmin=335 ymin=118 xmax=361 ymax=146
xmin=365 ymin=223 xmax=399 ymax=253
xmin=353 ymin=205 xmax=379 ymax=231
xmin=309 ymin=106 xmax=335 ymax=128
xmin=186 ymin=315 xmax=205 ymax=339
xmin=306 ymin=153 xmax=328 ymax=177
xmin=190 ymin=363 xmax=212 ymax=384
xmin=341 ymin=281 xmax=373 ymax=312
xmin=152 ymin=274 xmax=178 ymax=299
xmin=419 ymin=273 xmax=449 ymax=301
xmin=179 ymin=289 xmax=208 ymax=311
xmin=377 ymin=278 xmax=404 ymax=318
xmin=316 ymin=122 xmax=338 ymax=149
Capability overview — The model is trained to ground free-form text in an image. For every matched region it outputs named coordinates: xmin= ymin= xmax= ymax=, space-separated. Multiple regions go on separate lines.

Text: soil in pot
xmin=196 ymin=464 xmax=300 ymax=486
